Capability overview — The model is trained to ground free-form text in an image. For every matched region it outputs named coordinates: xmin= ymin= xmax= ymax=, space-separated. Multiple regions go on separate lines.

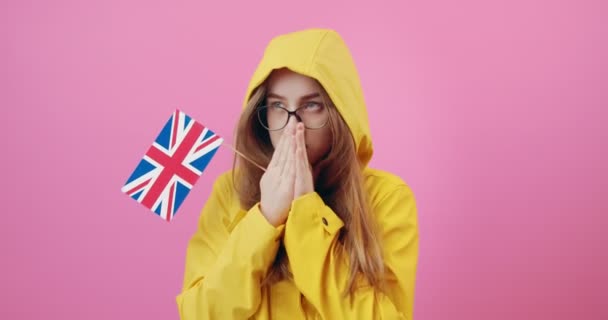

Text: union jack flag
xmin=122 ymin=109 xmax=223 ymax=222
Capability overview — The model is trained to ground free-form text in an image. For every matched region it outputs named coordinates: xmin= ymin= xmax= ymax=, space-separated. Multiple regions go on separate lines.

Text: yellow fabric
xmin=176 ymin=28 xmax=419 ymax=319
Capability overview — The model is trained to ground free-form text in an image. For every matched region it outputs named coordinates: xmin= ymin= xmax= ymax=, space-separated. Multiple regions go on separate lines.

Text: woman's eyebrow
xmin=267 ymin=92 xmax=321 ymax=100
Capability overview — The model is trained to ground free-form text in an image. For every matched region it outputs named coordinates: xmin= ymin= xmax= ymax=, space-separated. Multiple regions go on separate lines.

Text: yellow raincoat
xmin=176 ymin=28 xmax=419 ymax=319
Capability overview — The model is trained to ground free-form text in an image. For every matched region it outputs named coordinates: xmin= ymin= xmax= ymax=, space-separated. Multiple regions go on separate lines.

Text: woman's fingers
xmin=295 ymin=124 xmax=303 ymax=169
xmin=284 ymin=133 xmax=296 ymax=185
xmin=267 ymin=137 xmax=282 ymax=168
xmin=269 ymin=119 xmax=293 ymax=169
xmin=294 ymin=123 xmax=314 ymax=198
xmin=278 ymin=118 xmax=296 ymax=175
xmin=280 ymin=134 xmax=295 ymax=177
xmin=297 ymin=123 xmax=309 ymax=164
xmin=295 ymin=124 xmax=310 ymax=177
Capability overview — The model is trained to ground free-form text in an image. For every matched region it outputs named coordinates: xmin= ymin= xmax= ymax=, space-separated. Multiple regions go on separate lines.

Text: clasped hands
xmin=260 ymin=118 xmax=314 ymax=227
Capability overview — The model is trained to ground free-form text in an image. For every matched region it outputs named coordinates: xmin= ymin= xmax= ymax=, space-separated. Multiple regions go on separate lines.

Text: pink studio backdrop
xmin=2 ymin=0 xmax=606 ymax=319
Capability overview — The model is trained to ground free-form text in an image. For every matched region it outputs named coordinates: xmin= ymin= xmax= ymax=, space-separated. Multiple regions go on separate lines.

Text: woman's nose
xmin=286 ymin=113 xmax=302 ymax=126
xmin=285 ymin=115 xmax=298 ymax=129
xmin=287 ymin=111 xmax=303 ymax=123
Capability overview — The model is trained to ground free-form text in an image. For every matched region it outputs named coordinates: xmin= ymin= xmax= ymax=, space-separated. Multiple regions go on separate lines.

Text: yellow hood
xmin=242 ymin=28 xmax=374 ymax=167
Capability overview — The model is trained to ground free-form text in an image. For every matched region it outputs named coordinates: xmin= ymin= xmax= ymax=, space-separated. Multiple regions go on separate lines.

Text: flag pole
xmin=223 ymin=142 xmax=267 ymax=172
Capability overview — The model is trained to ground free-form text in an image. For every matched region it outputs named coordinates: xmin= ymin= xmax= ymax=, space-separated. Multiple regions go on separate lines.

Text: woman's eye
xmin=270 ymin=102 xmax=284 ymax=108
xmin=304 ymin=102 xmax=322 ymax=109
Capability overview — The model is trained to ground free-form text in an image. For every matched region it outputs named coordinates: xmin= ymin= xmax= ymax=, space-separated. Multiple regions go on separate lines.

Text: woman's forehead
xmin=267 ymin=69 xmax=320 ymax=96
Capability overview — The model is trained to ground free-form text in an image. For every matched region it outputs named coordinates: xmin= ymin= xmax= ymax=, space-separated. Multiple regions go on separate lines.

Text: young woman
xmin=176 ymin=28 xmax=419 ymax=319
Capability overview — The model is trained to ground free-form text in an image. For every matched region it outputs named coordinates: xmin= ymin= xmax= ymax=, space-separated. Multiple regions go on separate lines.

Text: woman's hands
xmin=260 ymin=118 xmax=314 ymax=227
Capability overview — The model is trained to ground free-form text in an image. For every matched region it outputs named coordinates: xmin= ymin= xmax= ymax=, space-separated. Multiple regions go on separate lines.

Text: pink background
xmin=2 ymin=0 xmax=606 ymax=319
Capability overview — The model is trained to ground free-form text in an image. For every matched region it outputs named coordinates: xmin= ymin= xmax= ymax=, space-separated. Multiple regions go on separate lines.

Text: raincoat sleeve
xmin=283 ymin=186 xmax=418 ymax=320
xmin=176 ymin=174 xmax=285 ymax=319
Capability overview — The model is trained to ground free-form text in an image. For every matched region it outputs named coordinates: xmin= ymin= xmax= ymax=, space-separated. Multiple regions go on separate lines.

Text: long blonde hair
xmin=231 ymin=79 xmax=385 ymax=295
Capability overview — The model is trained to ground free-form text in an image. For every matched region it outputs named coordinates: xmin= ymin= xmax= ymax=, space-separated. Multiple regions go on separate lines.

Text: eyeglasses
xmin=257 ymin=102 xmax=330 ymax=131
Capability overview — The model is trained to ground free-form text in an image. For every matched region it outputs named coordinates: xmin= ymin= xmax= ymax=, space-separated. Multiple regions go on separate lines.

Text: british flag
xmin=122 ymin=109 xmax=223 ymax=222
